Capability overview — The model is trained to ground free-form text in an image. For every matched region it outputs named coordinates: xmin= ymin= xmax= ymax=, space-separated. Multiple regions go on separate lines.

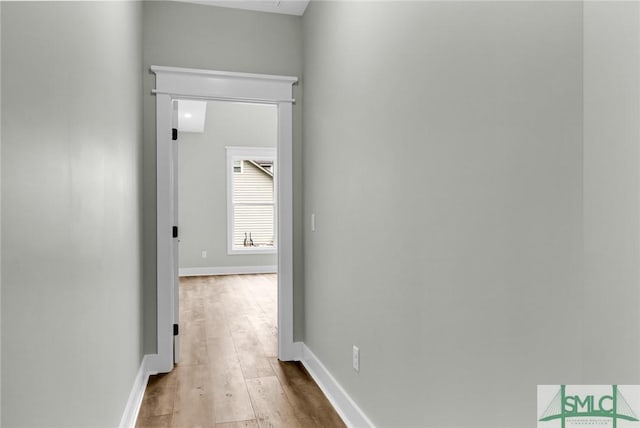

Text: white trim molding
xmin=152 ymin=65 xmax=298 ymax=369
xmin=179 ymin=265 xmax=277 ymax=277
xmin=151 ymin=66 xmax=297 ymax=103
xmin=172 ymin=0 xmax=310 ymax=17
xmin=119 ymin=355 xmax=156 ymax=428
xmin=299 ymin=344 xmax=376 ymax=428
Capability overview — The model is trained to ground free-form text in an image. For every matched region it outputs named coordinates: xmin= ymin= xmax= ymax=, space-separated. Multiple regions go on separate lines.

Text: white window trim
xmin=226 ymin=146 xmax=277 ymax=255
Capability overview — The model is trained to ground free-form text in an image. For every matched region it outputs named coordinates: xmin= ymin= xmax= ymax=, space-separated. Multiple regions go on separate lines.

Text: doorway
xmin=176 ymin=99 xmax=278 ymax=366
xmin=150 ymin=66 xmax=298 ymax=373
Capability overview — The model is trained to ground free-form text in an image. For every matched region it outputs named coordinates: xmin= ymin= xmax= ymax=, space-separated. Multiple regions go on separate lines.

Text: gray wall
xmin=142 ymin=1 xmax=304 ymax=353
xmin=303 ymin=2 xmax=640 ymax=427
xmin=582 ymin=1 xmax=640 ymax=380
xmin=179 ymin=100 xmax=277 ymax=270
xmin=1 ymin=2 xmax=144 ymax=427
xmin=0 ymin=3 xmax=3 ymax=423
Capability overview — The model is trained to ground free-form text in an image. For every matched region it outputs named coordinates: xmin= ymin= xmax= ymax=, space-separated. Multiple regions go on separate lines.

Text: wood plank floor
xmin=136 ymin=274 xmax=345 ymax=428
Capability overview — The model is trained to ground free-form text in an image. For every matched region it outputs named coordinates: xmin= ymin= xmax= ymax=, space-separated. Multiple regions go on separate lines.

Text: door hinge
xmin=173 ymin=323 xmax=179 ymax=336
xmin=172 ymin=128 xmax=178 ymax=141
xmin=172 ymin=226 xmax=178 ymax=238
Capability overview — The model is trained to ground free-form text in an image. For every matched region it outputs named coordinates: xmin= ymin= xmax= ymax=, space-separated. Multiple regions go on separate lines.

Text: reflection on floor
xmin=136 ymin=274 xmax=346 ymax=428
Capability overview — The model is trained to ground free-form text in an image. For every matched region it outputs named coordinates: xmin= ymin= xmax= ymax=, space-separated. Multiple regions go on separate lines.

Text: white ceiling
xmin=175 ymin=0 xmax=310 ymax=16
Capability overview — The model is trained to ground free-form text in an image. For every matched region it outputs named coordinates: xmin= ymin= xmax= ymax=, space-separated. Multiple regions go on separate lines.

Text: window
xmin=226 ymin=147 xmax=277 ymax=254
xmin=233 ymin=160 xmax=243 ymax=173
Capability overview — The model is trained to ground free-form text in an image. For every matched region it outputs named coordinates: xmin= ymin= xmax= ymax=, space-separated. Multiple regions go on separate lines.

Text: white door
xmin=171 ymin=100 xmax=180 ymax=364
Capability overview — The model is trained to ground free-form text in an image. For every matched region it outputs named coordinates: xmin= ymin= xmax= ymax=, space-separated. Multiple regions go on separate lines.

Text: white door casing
xmin=149 ymin=66 xmax=298 ymax=373
xmin=171 ymin=100 xmax=180 ymax=364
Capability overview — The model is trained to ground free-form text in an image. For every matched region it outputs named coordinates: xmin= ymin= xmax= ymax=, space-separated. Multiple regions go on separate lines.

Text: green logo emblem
xmin=539 ymin=385 xmax=639 ymax=428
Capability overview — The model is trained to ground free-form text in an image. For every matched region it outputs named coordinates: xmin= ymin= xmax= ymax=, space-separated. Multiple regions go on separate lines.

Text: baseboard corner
xmin=119 ymin=354 xmax=154 ymax=428
xmin=299 ymin=343 xmax=375 ymax=428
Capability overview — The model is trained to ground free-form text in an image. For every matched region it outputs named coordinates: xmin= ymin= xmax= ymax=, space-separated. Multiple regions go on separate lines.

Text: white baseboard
xmin=119 ymin=354 xmax=156 ymax=428
xmin=299 ymin=344 xmax=375 ymax=428
xmin=179 ymin=265 xmax=277 ymax=277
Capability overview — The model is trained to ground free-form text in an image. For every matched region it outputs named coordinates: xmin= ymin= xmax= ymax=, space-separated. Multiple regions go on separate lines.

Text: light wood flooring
xmin=136 ymin=274 xmax=345 ymax=428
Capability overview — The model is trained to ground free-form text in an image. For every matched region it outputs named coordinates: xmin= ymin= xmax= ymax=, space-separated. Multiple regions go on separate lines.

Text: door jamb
xmin=149 ymin=66 xmax=298 ymax=373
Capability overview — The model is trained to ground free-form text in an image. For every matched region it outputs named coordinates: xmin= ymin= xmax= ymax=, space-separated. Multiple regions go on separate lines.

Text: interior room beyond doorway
xmin=177 ymin=100 xmax=278 ymax=278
